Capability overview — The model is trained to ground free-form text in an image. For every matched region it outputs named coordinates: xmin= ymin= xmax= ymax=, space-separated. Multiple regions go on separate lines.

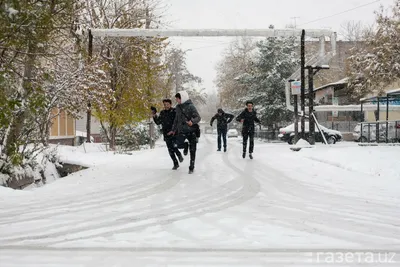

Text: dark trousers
xmin=181 ymin=132 xmax=197 ymax=170
xmin=217 ymin=128 xmax=227 ymax=150
xmin=242 ymin=129 xmax=254 ymax=153
xmin=165 ymin=136 xmax=182 ymax=165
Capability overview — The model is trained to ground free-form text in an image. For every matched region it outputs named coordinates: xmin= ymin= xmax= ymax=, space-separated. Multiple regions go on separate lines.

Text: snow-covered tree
xmin=236 ymin=36 xmax=300 ymax=127
xmin=80 ymin=0 xmax=168 ymax=150
xmin=161 ymin=47 xmax=206 ymax=106
xmin=347 ymin=0 xmax=400 ymax=101
xmin=215 ymin=37 xmax=256 ymax=109
xmin=0 ymin=0 xmax=77 ymax=165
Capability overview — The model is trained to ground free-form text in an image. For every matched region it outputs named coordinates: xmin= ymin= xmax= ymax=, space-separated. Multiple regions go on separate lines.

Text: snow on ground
xmin=0 ymin=135 xmax=399 ymax=266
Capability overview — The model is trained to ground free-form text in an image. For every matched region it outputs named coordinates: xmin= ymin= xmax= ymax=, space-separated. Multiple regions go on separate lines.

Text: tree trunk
xmin=110 ymin=126 xmax=116 ymax=151
xmin=86 ymin=103 xmax=91 ymax=142
xmin=4 ymin=44 xmax=36 ymax=158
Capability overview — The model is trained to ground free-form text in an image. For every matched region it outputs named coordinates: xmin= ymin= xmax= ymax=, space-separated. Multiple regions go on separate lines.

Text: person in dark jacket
xmin=236 ymin=101 xmax=261 ymax=159
xmin=210 ymin=108 xmax=234 ymax=152
xmin=168 ymin=90 xmax=201 ymax=174
xmin=152 ymin=99 xmax=183 ymax=170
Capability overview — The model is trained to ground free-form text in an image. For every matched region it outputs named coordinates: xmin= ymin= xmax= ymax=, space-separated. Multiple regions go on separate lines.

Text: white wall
xmin=76 ymin=113 xmax=102 ymax=135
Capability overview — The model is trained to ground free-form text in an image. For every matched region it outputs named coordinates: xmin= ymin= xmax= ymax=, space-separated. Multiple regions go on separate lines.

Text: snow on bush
xmin=0 ymin=145 xmax=60 ymax=189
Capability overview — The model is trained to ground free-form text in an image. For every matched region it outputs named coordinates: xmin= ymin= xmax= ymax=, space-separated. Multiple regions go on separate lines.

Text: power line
xmin=298 ymin=0 xmax=381 ymax=27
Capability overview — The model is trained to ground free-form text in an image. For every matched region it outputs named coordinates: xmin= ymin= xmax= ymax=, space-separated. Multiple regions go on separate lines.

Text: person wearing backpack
xmin=168 ymin=90 xmax=201 ymax=174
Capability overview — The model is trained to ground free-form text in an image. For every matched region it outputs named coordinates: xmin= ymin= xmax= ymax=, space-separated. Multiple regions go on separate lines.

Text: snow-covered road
xmin=1 ymin=134 xmax=399 ymax=266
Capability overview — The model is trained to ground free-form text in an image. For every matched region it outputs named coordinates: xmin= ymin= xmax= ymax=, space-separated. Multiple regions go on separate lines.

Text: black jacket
xmin=153 ymin=108 xmax=177 ymax=137
xmin=210 ymin=111 xmax=234 ymax=130
xmin=172 ymin=91 xmax=201 ymax=135
xmin=236 ymin=109 xmax=261 ymax=132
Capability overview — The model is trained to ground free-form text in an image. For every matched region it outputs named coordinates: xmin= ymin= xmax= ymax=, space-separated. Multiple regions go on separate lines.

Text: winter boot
xmin=249 ymin=153 xmax=253 ymax=159
xmin=224 ymin=147 xmax=227 ymax=152
xmin=172 ymin=163 xmax=179 ymax=170
xmin=178 ymin=154 xmax=184 ymax=163
xmin=217 ymin=148 xmax=221 ymax=151
xmin=189 ymin=161 xmax=194 ymax=174
xmin=242 ymin=152 xmax=246 ymax=158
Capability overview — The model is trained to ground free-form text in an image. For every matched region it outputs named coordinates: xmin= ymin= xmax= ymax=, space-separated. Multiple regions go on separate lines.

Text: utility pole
xmin=306 ymin=65 xmax=329 ymax=145
xmin=300 ymin=29 xmax=306 ymax=139
xmin=307 ymin=66 xmax=315 ymax=145
xmin=86 ymin=29 xmax=93 ymax=143
xmin=145 ymin=6 xmax=155 ymax=149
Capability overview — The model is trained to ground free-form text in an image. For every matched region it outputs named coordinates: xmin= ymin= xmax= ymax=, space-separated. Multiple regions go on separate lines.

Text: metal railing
xmin=318 ymin=121 xmax=359 ymax=133
xmin=357 ymin=120 xmax=400 ymax=143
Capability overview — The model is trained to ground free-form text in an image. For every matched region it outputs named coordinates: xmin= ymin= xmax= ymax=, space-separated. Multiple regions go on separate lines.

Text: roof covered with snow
xmin=313 ymin=77 xmax=349 ymax=92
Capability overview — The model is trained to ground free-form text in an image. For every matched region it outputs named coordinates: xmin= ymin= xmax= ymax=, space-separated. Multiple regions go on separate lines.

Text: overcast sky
xmin=161 ymin=0 xmax=393 ymax=94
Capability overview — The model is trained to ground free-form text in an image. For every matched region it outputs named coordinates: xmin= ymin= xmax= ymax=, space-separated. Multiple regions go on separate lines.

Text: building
xmin=48 ymin=109 xmax=76 ymax=146
xmin=75 ymin=113 xmax=103 ymax=143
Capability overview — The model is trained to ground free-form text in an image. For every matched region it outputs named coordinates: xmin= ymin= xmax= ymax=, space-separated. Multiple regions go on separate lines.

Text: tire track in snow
xmin=0 ymin=175 xmax=241 ymax=242
xmin=0 ymin=147 xmax=184 ymax=217
xmin=0 ymin=169 xmax=165 ymax=218
xmin=0 ymin=177 xmax=162 ymax=220
xmin=0 ymin=170 xmax=186 ymax=229
xmin=244 ymin=149 xmax=400 ymax=247
xmin=222 ymin=140 xmax=400 ymax=247
xmin=0 ymin=140 xmax=219 ymax=241
xmin=0 ymin=135 xmax=260 ymax=246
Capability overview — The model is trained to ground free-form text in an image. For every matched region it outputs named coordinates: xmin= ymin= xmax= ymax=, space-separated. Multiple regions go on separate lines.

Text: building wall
xmin=306 ymin=40 xmax=358 ymax=88
xmin=365 ymin=111 xmax=400 ymax=122
xmin=76 ymin=113 xmax=102 ymax=135
xmin=49 ymin=108 xmax=75 ymax=145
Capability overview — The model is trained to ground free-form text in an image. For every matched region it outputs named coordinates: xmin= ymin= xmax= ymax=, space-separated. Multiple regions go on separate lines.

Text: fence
xmin=318 ymin=121 xmax=359 ymax=133
xmin=357 ymin=120 xmax=400 ymax=143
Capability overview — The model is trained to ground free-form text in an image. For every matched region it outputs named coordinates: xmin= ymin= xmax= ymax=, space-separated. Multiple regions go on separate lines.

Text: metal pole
xmin=386 ymin=96 xmax=389 ymax=143
xmin=308 ymin=67 xmax=315 ymax=145
xmin=86 ymin=29 xmax=93 ymax=143
xmin=348 ymin=111 xmax=350 ymax=132
xmin=300 ymin=29 xmax=305 ymax=139
xmin=361 ymin=101 xmax=364 ymax=122
xmin=312 ymin=113 xmax=327 ymax=144
xmin=376 ymin=97 xmax=380 ymax=143
xmin=294 ymin=95 xmax=299 ymax=143
xmin=360 ymin=123 xmax=364 ymax=143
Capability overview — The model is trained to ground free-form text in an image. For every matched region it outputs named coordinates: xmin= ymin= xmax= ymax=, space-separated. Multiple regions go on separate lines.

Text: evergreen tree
xmin=237 ymin=37 xmax=300 ymax=128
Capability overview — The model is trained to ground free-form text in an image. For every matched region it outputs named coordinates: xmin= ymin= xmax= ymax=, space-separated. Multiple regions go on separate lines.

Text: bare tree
xmin=215 ymin=37 xmax=256 ymax=110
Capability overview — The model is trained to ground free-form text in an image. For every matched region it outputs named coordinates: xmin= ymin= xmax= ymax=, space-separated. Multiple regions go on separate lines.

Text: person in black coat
xmin=152 ymin=99 xmax=183 ymax=169
xmin=210 ymin=108 xmax=234 ymax=152
xmin=236 ymin=101 xmax=261 ymax=159
xmin=168 ymin=90 xmax=201 ymax=174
